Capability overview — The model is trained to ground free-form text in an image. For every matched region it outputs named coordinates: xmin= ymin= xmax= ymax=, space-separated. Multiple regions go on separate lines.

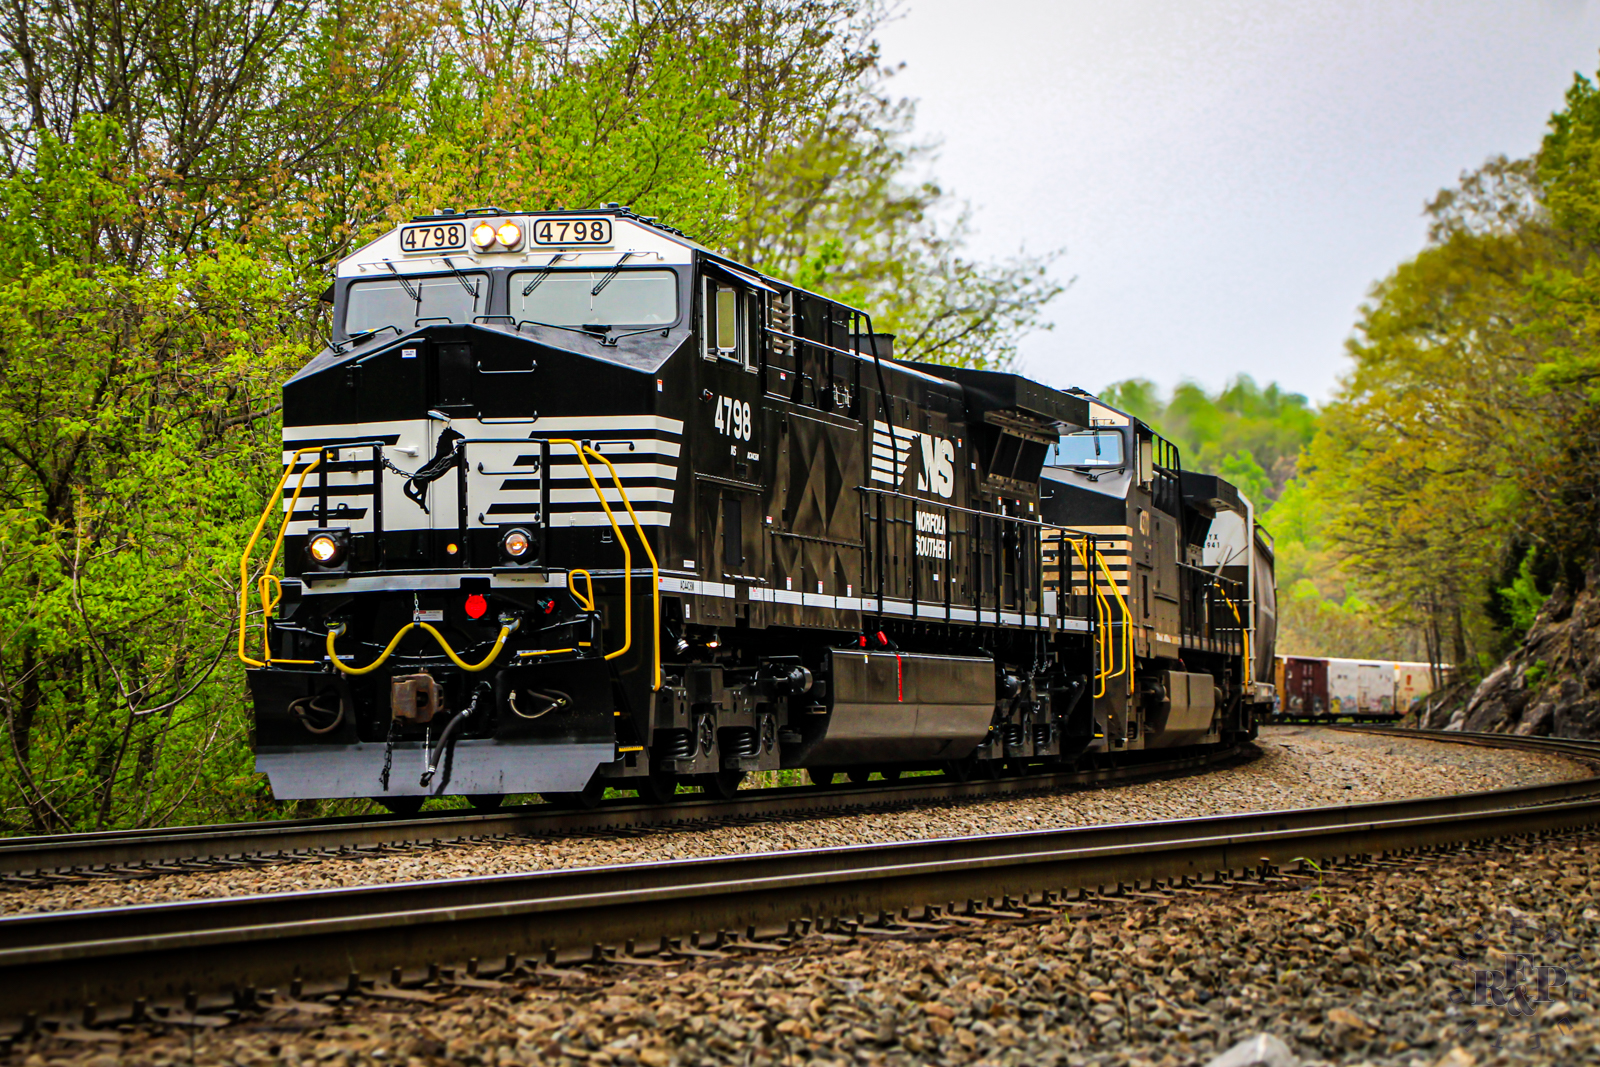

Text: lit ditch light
xmin=304 ymin=528 xmax=350 ymax=572
xmin=500 ymin=527 xmax=535 ymax=563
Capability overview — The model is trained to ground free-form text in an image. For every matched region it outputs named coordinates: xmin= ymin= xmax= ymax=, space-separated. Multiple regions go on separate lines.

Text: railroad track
xmin=0 ymin=728 xmax=1597 ymax=1032
xmin=1333 ymin=722 xmax=1600 ymax=761
xmin=0 ymin=744 xmax=1249 ymax=884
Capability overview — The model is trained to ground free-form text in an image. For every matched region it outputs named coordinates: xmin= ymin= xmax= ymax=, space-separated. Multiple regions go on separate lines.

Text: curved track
xmin=0 ymin=745 xmax=1249 ymax=883
xmin=1333 ymin=723 xmax=1600 ymax=761
xmin=0 ymin=728 xmax=1595 ymax=1032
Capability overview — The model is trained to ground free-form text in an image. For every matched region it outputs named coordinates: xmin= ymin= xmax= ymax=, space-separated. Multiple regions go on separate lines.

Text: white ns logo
xmin=918 ymin=435 xmax=956 ymax=499
xmin=872 ymin=421 xmax=955 ymax=498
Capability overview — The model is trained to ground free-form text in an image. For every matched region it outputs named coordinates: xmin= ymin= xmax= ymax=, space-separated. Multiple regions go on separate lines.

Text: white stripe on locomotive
xmin=281 ymin=416 xmax=684 ymax=534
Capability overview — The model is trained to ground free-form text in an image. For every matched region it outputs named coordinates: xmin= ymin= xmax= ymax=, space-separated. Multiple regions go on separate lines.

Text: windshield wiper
xmin=441 ymin=256 xmax=480 ymax=300
xmin=522 ymin=254 xmax=566 ymax=297
xmin=382 ymin=260 xmax=421 ymax=303
xmin=335 ymin=324 xmax=403 ymax=352
xmin=590 ymin=251 xmax=635 ymax=297
xmin=515 ymin=318 xmax=608 ymax=342
xmin=602 ymin=324 xmax=672 ymax=347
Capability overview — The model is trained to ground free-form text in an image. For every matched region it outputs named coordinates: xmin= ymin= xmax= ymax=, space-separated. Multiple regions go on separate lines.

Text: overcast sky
xmin=875 ymin=0 xmax=1600 ymax=402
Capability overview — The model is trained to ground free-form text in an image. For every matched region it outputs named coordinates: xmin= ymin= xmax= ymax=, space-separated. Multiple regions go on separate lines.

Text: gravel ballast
xmin=0 ymin=727 xmax=1588 ymax=918
xmin=5 ymin=825 xmax=1596 ymax=1066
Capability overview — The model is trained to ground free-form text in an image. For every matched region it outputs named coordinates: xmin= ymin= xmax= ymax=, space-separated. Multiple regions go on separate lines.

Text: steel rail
xmin=0 ymin=747 xmax=1251 ymax=879
xmin=9 ymin=726 xmax=1592 ymax=880
xmin=1333 ymin=724 xmax=1600 ymax=760
xmin=1 ymin=735 xmax=1598 ymax=1024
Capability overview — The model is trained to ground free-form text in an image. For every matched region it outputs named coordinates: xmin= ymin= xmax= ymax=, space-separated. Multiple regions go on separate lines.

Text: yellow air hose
xmin=325 ymin=620 xmax=517 ymax=676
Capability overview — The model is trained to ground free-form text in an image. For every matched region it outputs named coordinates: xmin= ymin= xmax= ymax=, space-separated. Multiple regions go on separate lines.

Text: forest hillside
xmin=0 ymin=0 xmax=1061 ymax=833
xmin=1101 ymin=71 xmax=1600 ymax=728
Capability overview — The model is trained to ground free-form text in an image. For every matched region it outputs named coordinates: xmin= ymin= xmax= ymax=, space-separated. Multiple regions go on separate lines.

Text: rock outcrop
xmin=1432 ymin=553 xmax=1600 ymax=737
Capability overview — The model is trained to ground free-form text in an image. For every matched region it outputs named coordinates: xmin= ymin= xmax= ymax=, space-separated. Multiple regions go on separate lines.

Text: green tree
xmin=0 ymin=121 xmax=308 ymax=830
xmin=1097 ymin=375 xmax=1318 ymax=505
xmin=0 ymin=0 xmax=1071 ymax=831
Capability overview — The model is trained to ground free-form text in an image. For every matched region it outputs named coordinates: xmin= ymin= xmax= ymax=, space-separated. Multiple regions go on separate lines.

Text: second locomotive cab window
xmin=345 ymin=273 xmax=487 ymax=336
xmin=1048 ymin=430 xmax=1125 ymax=468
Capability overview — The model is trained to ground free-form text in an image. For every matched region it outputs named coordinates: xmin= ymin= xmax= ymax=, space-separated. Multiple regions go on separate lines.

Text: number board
xmin=531 ymin=218 xmax=613 ymax=246
xmin=400 ymin=222 xmax=466 ymax=253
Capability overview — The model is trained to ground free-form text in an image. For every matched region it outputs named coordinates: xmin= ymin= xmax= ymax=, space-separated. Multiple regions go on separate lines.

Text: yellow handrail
xmin=546 ymin=439 xmax=632 ymax=665
xmin=238 ymin=446 xmax=324 ymax=667
xmin=240 ymin=437 xmax=662 ymax=691
xmin=569 ymin=568 xmax=596 ymax=612
xmin=1093 ymin=547 xmax=1135 ymax=689
xmin=1215 ymin=585 xmax=1252 ymax=688
xmin=580 ymin=444 xmax=662 ymax=692
xmin=326 ymin=621 xmax=516 ymax=676
xmin=1067 ymin=536 xmax=1115 ymax=698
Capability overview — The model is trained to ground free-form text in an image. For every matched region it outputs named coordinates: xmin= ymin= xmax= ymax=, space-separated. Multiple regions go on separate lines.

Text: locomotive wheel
xmin=636 ymin=769 xmax=678 ymax=804
xmin=808 ymin=767 xmax=838 ymax=787
xmin=377 ymin=796 xmax=425 ymax=816
xmin=698 ymin=770 xmax=745 ymax=800
xmin=466 ymin=793 xmax=505 ymax=811
xmin=847 ymin=768 xmax=873 ymax=785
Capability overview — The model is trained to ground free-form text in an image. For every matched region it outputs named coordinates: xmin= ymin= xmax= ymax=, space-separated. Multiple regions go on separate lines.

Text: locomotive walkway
xmin=0 ymin=729 xmax=1596 ymax=1031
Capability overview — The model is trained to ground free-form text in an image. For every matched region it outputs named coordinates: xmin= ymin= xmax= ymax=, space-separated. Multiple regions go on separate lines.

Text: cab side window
xmin=704 ymin=280 xmax=734 ymax=361
xmin=703 ymin=279 xmax=759 ymax=372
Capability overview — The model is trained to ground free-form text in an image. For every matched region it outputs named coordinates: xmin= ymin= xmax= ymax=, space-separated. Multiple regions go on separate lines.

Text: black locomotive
xmin=240 ymin=206 xmax=1275 ymax=810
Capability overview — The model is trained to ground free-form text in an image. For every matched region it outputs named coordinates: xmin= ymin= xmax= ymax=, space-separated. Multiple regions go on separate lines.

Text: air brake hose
xmin=326 ymin=620 xmax=518 ymax=675
xmin=421 ymin=681 xmax=490 ymax=788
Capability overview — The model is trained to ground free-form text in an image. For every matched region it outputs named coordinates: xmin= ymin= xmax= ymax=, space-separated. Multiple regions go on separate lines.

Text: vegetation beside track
xmin=1106 ymin=77 xmax=1600 ymax=696
xmin=0 ymin=1 xmax=1062 ymax=835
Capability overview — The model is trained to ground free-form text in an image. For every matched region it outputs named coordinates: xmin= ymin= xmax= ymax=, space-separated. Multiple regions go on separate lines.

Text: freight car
xmin=1276 ymin=656 xmax=1328 ymax=719
xmin=1269 ymin=655 xmax=1447 ymax=722
xmin=238 ymin=206 xmax=1276 ymax=811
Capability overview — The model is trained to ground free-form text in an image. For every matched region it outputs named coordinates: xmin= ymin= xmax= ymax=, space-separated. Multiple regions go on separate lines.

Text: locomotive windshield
xmin=345 ymin=272 xmax=487 ymax=336
xmin=511 ymin=268 xmax=677 ymax=327
xmin=1048 ymin=429 xmax=1124 ymax=468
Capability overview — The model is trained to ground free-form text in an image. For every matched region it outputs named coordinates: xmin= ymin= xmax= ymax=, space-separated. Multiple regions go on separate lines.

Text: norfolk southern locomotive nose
xmin=239 ymin=206 xmax=1275 ymax=811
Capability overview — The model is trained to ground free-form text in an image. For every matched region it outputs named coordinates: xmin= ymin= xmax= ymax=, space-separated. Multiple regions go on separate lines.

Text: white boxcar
xmin=1395 ymin=661 xmax=1444 ymax=713
xmin=1357 ymin=661 xmax=1394 ymax=715
xmin=1327 ymin=658 xmax=1360 ymax=717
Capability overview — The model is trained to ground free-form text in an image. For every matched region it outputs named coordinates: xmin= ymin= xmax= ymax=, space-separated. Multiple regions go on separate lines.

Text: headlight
xmin=471 ymin=222 xmax=497 ymax=250
xmin=495 ymin=221 xmax=523 ymax=249
xmin=501 ymin=527 xmax=534 ymax=560
xmin=304 ymin=529 xmax=348 ymax=569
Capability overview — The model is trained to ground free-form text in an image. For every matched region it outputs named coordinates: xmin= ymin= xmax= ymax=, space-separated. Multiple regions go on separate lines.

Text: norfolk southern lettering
xmin=915 ymin=510 xmax=949 ymax=559
xmin=240 ymin=205 xmax=1276 ymax=811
